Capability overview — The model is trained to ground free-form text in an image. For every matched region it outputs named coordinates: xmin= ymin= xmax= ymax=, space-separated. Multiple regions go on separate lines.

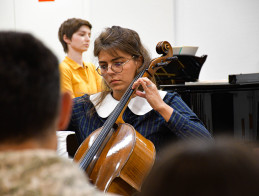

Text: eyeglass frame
xmin=96 ymin=56 xmax=135 ymax=76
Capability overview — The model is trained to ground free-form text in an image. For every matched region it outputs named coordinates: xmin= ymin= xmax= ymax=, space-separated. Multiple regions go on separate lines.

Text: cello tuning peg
xmin=166 ymin=56 xmax=178 ymax=62
xmin=155 ymin=62 xmax=169 ymax=68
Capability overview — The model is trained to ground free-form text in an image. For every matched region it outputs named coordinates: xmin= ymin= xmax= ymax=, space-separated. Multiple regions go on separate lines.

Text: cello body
xmin=74 ymin=123 xmax=156 ymax=195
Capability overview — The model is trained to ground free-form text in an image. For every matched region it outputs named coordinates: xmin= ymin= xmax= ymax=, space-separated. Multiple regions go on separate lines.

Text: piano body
xmin=157 ymin=56 xmax=259 ymax=141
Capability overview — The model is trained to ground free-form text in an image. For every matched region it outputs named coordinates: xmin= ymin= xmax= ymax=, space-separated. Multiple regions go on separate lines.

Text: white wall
xmin=0 ymin=0 xmax=90 ymax=61
xmin=175 ymin=0 xmax=259 ymax=80
xmin=0 ymin=0 xmax=259 ymax=81
xmin=84 ymin=0 xmax=175 ymax=65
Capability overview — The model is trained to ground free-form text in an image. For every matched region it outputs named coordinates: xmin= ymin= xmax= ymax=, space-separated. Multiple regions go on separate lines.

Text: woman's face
xmin=66 ymin=25 xmax=91 ymax=53
xmin=98 ymin=49 xmax=141 ymax=100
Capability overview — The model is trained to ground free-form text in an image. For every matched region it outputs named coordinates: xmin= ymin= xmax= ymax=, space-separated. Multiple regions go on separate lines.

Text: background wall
xmin=175 ymin=0 xmax=259 ymax=80
xmin=0 ymin=0 xmax=258 ymax=81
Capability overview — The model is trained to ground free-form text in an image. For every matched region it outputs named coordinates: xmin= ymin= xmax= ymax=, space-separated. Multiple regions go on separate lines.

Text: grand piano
xmin=156 ymin=55 xmax=259 ymax=141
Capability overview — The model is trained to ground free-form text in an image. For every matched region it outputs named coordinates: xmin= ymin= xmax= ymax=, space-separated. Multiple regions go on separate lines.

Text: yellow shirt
xmin=59 ymin=56 xmax=102 ymax=98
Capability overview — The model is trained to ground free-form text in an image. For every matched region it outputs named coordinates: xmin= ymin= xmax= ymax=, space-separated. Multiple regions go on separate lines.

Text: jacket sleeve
xmin=164 ymin=93 xmax=212 ymax=140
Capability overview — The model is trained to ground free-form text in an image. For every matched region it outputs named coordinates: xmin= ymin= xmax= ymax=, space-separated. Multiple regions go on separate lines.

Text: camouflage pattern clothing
xmin=0 ymin=150 xmax=115 ymax=196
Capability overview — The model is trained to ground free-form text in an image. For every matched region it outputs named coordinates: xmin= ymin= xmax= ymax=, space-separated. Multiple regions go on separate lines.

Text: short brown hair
xmin=58 ymin=18 xmax=92 ymax=53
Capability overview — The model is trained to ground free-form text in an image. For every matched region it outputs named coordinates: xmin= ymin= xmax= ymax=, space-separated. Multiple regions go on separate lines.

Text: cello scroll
xmin=144 ymin=41 xmax=175 ymax=78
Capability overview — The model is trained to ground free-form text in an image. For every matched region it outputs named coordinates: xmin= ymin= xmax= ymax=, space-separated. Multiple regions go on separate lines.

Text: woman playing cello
xmin=67 ymin=25 xmax=212 ymax=154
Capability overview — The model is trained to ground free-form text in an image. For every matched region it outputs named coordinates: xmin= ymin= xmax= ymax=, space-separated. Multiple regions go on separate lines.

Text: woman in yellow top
xmin=58 ymin=18 xmax=102 ymax=98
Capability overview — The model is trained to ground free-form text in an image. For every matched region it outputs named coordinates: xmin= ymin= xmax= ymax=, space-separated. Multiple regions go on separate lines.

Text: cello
xmin=74 ymin=41 xmax=175 ymax=195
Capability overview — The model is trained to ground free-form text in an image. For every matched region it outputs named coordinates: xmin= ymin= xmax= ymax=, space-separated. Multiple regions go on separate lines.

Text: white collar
xmin=90 ymin=90 xmax=167 ymax=118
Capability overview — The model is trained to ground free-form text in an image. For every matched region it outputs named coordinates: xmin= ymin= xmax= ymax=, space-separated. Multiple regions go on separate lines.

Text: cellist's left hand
xmin=132 ymin=77 xmax=173 ymax=122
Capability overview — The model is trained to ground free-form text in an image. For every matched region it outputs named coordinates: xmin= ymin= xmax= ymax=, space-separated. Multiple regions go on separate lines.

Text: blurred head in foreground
xmin=0 ymin=31 xmax=71 ymax=150
xmin=139 ymin=137 xmax=259 ymax=196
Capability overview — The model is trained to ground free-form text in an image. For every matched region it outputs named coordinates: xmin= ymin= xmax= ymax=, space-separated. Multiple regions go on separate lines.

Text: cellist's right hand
xmin=132 ymin=77 xmax=173 ymax=122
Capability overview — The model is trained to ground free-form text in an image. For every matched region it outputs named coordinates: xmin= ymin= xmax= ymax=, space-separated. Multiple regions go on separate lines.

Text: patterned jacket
xmin=0 ymin=150 xmax=115 ymax=196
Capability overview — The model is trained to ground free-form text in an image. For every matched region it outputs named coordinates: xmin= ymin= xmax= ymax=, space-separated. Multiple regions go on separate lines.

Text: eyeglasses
xmin=96 ymin=56 xmax=134 ymax=76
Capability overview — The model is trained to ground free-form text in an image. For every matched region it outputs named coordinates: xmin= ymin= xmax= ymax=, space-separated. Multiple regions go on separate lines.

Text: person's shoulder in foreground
xmin=0 ymin=150 xmax=112 ymax=196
